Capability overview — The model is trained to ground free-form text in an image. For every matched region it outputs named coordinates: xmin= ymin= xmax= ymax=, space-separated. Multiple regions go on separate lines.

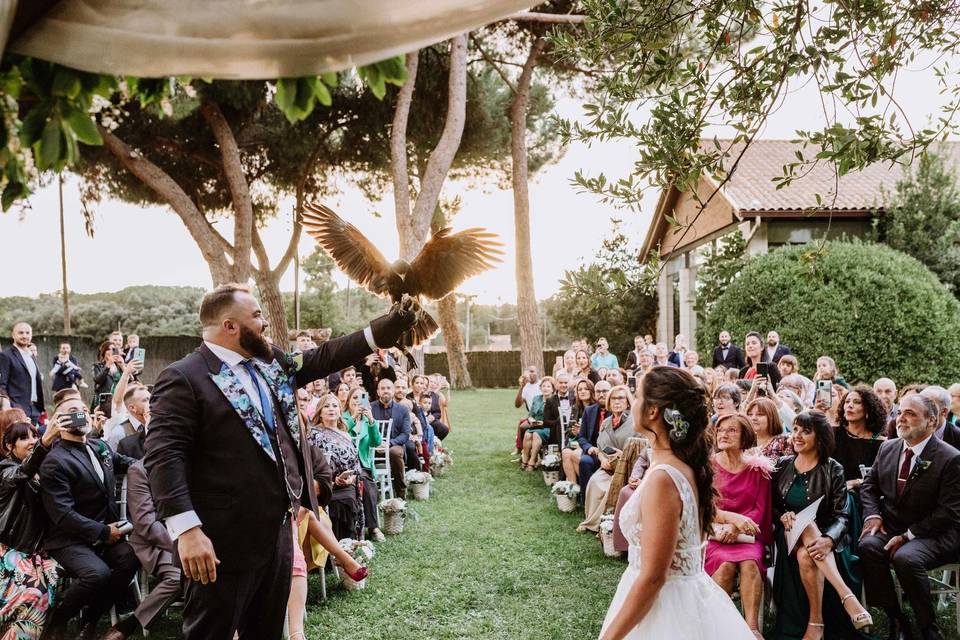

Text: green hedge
xmin=697 ymin=241 xmax=960 ymax=385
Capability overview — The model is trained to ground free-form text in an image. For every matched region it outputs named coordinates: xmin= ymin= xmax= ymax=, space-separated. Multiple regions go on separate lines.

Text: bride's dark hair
xmin=640 ymin=365 xmax=716 ymax=535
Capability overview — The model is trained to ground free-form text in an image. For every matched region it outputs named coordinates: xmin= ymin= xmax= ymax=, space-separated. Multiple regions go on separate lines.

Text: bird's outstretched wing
xmin=301 ymin=202 xmax=392 ymax=297
xmin=406 ymin=227 xmax=504 ymax=300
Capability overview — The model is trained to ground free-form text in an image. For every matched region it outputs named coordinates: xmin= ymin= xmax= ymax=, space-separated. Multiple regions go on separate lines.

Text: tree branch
xmin=410 ymin=34 xmax=468 ymax=251
xmin=391 ymin=51 xmax=420 ymax=259
xmin=251 ymin=223 xmax=271 ymax=275
xmin=470 ymin=35 xmax=517 ymax=93
xmin=201 ymin=100 xmax=254 ymax=283
xmin=98 ymin=125 xmax=235 ymax=284
xmin=508 ymin=11 xmax=587 ymax=24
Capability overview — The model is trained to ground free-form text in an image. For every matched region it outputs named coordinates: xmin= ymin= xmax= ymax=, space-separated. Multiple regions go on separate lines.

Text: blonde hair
xmin=310 ymin=393 xmax=349 ymax=431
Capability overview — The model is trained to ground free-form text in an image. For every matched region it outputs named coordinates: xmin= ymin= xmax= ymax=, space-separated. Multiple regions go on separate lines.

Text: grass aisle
xmin=306 ymin=388 xmax=624 ymax=640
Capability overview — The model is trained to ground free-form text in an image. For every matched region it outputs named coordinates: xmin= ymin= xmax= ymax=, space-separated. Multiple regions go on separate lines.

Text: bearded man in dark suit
xmin=145 ymin=283 xmax=415 ymax=640
xmin=859 ymin=394 xmax=960 ymax=640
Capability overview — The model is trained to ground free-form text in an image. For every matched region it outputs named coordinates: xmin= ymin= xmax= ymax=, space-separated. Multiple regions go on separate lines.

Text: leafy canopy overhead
xmin=551 ymin=0 xmax=960 ymax=218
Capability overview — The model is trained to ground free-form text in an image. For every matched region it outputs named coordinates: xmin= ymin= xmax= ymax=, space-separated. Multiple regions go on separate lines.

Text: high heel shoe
xmin=346 ymin=565 xmax=369 ymax=582
xmin=840 ymin=593 xmax=873 ymax=630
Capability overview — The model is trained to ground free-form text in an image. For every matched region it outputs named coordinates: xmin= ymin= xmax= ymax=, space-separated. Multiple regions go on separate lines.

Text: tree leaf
xmin=37 ymin=117 xmax=63 ymax=170
xmin=64 ymin=105 xmax=103 ymax=146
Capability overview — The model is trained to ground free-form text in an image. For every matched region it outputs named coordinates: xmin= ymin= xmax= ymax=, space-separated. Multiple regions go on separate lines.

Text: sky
xmin=0 ymin=54 xmax=954 ymax=305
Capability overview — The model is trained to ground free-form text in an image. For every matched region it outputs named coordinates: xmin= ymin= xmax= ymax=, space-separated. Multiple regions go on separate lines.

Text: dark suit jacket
xmin=760 ymin=344 xmax=792 ymax=364
xmin=0 ymin=345 xmax=44 ymax=416
xmin=711 ymin=344 xmax=745 ymax=369
xmin=939 ymin=421 xmax=960 ymax=451
xmin=576 ymin=403 xmax=605 ymax=452
xmin=118 ymin=430 xmax=146 ymax=460
xmin=39 ymin=438 xmax=135 ymax=551
xmin=667 ymin=352 xmax=685 ymax=368
xmin=126 ymin=460 xmax=173 ymax=574
xmin=861 ymin=435 xmax=960 ymax=552
xmin=144 ymin=333 xmax=371 ymax=571
xmin=543 ymin=394 xmax=561 ymax=446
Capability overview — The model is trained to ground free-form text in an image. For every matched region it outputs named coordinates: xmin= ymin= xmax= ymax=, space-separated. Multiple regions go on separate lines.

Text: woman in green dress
xmin=768 ymin=411 xmax=873 ymax=640
xmin=521 ymin=377 xmax=559 ymax=471
xmin=343 ymin=387 xmax=384 ymax=541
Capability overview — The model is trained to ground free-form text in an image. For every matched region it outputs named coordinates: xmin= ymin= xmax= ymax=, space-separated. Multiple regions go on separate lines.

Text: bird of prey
xmin=301 ymin=202 xmax=504 ymax=366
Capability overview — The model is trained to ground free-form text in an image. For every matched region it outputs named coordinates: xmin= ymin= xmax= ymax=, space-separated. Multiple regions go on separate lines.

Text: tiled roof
xmin=708 ymin=139 xmax=960 ymax=212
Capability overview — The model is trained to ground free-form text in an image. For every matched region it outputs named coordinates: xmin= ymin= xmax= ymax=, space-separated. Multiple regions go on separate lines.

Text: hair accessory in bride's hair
xmin=664 ymin=407 xmax=689 ymax=442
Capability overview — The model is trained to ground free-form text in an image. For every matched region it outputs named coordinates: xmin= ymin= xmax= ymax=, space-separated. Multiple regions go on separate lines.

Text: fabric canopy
xmin=9 ymin=0 xmax=535 ymax=79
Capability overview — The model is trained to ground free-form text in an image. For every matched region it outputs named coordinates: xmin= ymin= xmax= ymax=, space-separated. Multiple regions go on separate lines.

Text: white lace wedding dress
xmin=599 ymin=464 xmax=756 ymax=639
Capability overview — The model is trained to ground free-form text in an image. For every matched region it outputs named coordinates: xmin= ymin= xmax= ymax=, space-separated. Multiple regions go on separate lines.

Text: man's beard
xmin=239 ymin=324 xmax=273 ymax=361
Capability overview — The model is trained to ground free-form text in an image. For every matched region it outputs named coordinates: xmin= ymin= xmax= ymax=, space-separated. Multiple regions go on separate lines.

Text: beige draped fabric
xmin=9 ymin=0 xmax=535 ymax=79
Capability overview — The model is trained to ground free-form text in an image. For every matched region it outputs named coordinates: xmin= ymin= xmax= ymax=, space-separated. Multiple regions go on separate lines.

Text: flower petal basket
xmin=550 ymin=480 xmax=580 ymax=513
xmin=379 ymin=498 xmax=407 ymax=535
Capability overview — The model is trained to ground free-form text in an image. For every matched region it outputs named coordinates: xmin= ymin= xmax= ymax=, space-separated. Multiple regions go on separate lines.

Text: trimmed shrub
xmin=698 ymin=241 xmax=960 ymax=385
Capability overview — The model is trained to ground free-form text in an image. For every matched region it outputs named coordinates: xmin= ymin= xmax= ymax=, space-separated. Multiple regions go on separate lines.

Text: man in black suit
xmin=0 ymin=322 xmax=44 ymax=423
xmin=859 ymin=394 xmax=960 ymax=640
xmin=145 ymin=283 xmax=415 ymax=640
xmin=575 ymin=380 xmax=611 ymax=497
xmin=110 ymin=385 xmax=150 ymax=453
xmin=760 ymin=330 xmax=792 ymax=364
xmin=711 ymin=330 xmax=745 ymax=370
xmin=39 ymin=394 xmax=140 ymax=640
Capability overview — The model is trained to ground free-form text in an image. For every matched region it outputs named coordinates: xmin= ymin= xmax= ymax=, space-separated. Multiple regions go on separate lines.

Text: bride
xmin=599 ymin=366 xmax=757 ymax=640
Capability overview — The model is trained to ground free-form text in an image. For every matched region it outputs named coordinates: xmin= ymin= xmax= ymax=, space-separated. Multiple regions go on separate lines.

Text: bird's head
xmin=391 ymin=259 xmax=411 ymax=277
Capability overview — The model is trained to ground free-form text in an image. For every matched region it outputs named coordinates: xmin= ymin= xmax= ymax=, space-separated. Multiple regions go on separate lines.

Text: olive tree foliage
xmin=700 ymin=241 xmax=960 ymax=385
xmin=550 ymin=0 xmax=960 ymax=234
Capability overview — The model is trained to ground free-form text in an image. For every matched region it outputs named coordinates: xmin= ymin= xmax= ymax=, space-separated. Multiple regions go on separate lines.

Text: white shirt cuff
xmin=905 ymin=529 xmax=915 ymax=541
xmin=863 ymin=515 xmax=881 ymax=523
xmin=165 ymin=511 xmax=202 ymax=540
xmin=363 ymin=326 xmax=378 ymax=351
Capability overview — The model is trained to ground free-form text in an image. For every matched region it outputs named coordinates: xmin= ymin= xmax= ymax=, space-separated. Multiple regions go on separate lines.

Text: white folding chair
xmin=373 ymin=419 xmax=394 ymax=503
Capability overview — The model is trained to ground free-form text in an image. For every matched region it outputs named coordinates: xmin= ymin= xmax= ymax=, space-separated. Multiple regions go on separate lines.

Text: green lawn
xmin=128 ymin=388 xmax=960 ymax=639
xmin=143 ymin=388 xmax=623 ymax=639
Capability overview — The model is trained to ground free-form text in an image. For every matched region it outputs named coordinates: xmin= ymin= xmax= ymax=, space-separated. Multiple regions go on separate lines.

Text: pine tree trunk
xmin=254 ymin=270 xmax=289 ymax=347
xmin=512 ymin=37 xmax=546 ymax=374
xmin=436 ymin=295 xmax=472 ymax=388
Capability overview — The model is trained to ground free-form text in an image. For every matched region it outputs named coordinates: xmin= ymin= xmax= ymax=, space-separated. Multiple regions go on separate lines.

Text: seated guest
xmin=636 ymin=349 xmax=654 ymax=376
xmin=0 ymin=417 xmax=62 ymax=640
xmin=513 ymin=366 xmax=542 ymax=456
xmin=707 ymin=414 xmax=772 ymax=637
xmin=948 ymin=383 xmax=960 ymax=426
xmin=574 ymin=350 xmax=600 ymax=384
xmin=814 ymin=355 xmax=848 ymax=389
xmin=683 ymin=350 xmax=699 ymax=369
xmin=920 ymin=385 xmax=960 ymax=449
xmin=712 ymin=383 xmax=742 ymax=423
xmin=577 ymin=385 xmax=633 ymax=532
xmin=555 ymin=371 xmax=575 ymax=419
xmin=778 ymin=355 xmax=815 ymax=406
xmin=554 ymin=350 xmax=578 ymax=378
xmin=860 ymin=394 xmax=960 ymax=640
xmin=652 ymin=342 xmax=671 ymax=367
xmin=590 ymin=337 xmax=619 ymax=370
xmin=815 ymin=383 xmax=846 ymax=427
xmin=746 ymin=397 xmax=793 ymax=462
xmin=611 ymin=442 xmax=652 ymax=553
xmin=667 ymin=334 xmax=689 ymax=368
xmin=343 ymin=387 xmax=384 ymax=542
xmin=39 ymin=395 xmax=140 ymax=640
xmin=780 ymin=374 xmax=813 ymax=410
xmin=308 ymin=394 xmax=364 ymax=540
xmin=114 ymin=386 xmax=151 ymax=458
xmin=834 ymin=385 xmax=886 ymax=492
xmin=739 ymin=331 xmax=782 ymax=388
xmin=873 ymin=377 xmax=898 ymax=422
xmin=411 ymin=375 xmax=450 ymax=440
xmin=356 ymin=351 xmax=396 ymax=400
xmin=521 ymin=377 xmax=560 ymax=471
xmin=102 ymin=459 xmax=183 ymax=640
xmin=370 ymin=379 xmax=413 ymax=499
xmin=770 ymin=411 xmax=872 ymax=639
xmin=562 ymin=380 xmax=596 ymax=482
xmin=576 ymin=381 xmax=612 ymax=496
xmin=604 ymin=368 xmax=624 ymax=387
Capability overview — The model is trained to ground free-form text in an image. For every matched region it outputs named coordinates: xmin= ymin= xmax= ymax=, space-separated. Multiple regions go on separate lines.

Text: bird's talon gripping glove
xmin=369 ymin=297 xmax=418 ymax=348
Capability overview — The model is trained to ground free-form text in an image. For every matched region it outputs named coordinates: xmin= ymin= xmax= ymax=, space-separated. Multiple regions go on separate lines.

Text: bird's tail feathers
xmin=401 ymin=310 xmax=440 ymax=348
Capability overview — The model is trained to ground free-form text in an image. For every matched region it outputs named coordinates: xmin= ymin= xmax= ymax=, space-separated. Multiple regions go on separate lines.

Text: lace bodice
xmin=619 ymin=464 xmax=705 ymax=578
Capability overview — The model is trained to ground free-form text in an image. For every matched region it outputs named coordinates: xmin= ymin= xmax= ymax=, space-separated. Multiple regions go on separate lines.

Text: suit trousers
xmin=578 ymin=454 xmax=601 ymax=500
xmin=135 ymin=561 xmax=182 ymax=630
xmin=182 ymin=523 xmax=293 ymax=640
xmin=360 ymin=470 xmax=379 ymax=531
xmin=49 ymin=541 xmax=140 ymax=627
xmin=859 ymin=531 xmax=955 ymax=629
xmin=389 ymin=446 xmax=408 ymax=499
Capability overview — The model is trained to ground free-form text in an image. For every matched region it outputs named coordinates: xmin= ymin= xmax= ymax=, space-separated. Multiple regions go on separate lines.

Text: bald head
xmin=873 ymin=377 xmax=897 ymax=414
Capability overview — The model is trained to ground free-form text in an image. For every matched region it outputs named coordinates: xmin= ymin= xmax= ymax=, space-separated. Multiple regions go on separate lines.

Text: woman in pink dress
xmin=706 ymin=414 xmax=773 ymax=638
